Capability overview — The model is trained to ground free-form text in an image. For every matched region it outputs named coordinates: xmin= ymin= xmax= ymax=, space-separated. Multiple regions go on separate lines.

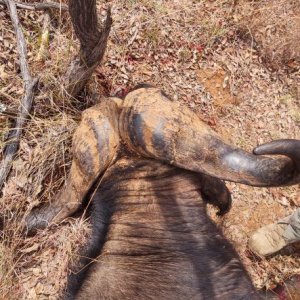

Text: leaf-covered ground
xmin=0 ymin=0 xmax=299 ymax=298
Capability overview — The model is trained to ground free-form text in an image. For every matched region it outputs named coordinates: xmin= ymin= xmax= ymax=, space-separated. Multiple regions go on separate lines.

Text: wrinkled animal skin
xmin=24 ymin=87 xmax=300 ymax=299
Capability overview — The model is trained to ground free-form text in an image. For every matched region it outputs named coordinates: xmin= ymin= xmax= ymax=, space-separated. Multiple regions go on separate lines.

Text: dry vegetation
xmin=0 ymin=0 xmax=299 ymax=299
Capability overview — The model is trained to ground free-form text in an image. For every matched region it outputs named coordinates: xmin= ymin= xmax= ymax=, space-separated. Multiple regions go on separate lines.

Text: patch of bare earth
xmin=0 ymin=0 xmax=299 ymax=298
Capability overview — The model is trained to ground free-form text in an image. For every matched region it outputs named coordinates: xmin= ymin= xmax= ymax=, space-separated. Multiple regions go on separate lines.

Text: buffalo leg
xmin=200 ymin=175 xmax=232 ymax=216
xmin=25 ymin=100 xmax=120 ymax=234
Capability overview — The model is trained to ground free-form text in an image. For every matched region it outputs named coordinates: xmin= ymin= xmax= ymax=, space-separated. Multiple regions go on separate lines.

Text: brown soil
xmin=196 ymin=68 xmax=239 ymax=109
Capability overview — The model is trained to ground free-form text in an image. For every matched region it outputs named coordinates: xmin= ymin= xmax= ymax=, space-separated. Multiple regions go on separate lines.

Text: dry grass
xmin=237 ymin=0 xmax=300 ymax=72
xmin=0 ymin=0 xmax=300 ymax=298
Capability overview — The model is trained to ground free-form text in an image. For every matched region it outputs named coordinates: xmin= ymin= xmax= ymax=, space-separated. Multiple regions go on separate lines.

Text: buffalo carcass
xmin=25 ymin=87 xmax=300 ymax=299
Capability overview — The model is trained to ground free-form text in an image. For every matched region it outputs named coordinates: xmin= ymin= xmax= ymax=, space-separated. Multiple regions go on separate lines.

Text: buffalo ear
xmin=253 ymin=139 xmax=300 ymax=170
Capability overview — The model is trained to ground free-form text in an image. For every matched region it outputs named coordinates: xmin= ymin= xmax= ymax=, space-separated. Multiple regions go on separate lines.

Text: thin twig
xmin=0 ymin=0 xmax=38 ymax=189
xmin=0 ymin=0 xmax=68 ymax=11
xmin=0 ymin=110 xmax=20 ymax=119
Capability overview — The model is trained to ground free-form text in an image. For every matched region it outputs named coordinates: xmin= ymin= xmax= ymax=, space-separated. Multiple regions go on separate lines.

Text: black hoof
xmin=24 ymin=205 xmax=60 ymax=236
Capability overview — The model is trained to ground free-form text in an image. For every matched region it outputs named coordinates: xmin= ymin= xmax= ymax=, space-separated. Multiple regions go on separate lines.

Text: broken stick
xmin=0 ymin=0 xmax=38 ymax=189
xmin=37 ymin=10 xmax=51 ymax=61
xmin=0 ymin=0 xmax=68 ymax=11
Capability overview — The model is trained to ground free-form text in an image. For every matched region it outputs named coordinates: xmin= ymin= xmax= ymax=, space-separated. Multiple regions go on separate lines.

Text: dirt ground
xmin=0 ymin=0 xmax=300 ymax=299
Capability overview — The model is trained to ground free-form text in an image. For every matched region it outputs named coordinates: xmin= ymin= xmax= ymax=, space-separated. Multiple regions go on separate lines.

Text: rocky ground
xmin=0 ymin=0 xmax=299 ymax=298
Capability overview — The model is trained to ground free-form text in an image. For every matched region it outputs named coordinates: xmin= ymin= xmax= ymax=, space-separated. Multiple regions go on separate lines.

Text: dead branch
xmin=0 ymin=0 xmax=68 ymax=11
xmin=0 ymin=0 xmax=38 ymax=189
xmin=37 ymin=11 xmax=51 ymax=61
xmin=64 ymin=0 xmax=112 ymax=97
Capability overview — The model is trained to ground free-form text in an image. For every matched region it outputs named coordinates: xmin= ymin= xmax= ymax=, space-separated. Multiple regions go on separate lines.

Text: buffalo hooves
xmin=24 ymin=205 xmax=60 ymax=236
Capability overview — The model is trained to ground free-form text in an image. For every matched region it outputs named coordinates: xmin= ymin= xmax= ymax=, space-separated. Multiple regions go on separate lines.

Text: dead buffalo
xmin=25 ymin=87 xmax=300 ymax=299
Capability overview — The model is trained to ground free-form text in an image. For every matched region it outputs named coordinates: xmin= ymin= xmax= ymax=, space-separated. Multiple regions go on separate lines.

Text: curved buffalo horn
xmin=120 ymin=87 xmax=300 ymax=187
xmin=207 ymin=138 xmax=300 ymax=186
xmin=254 ymin=139 xmax=300 ymax=170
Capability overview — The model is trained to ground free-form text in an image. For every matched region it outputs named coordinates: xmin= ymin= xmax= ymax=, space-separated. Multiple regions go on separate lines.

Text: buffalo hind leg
xmin=24 ymin=100 xmax=121 ymax=235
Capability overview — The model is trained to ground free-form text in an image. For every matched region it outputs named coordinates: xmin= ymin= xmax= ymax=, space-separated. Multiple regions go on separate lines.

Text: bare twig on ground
xmin=64 ymin=0 xmax=112 ymax=98
xmin=37 ymin=11 xmax=51 ymax=61
xmin=0 ymin=0 xmax=68 ymax=11
xmin=0 ymin=0 xmax=38 ymax=189
xmin=0 ymin=110 xmax=19 ymax=119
